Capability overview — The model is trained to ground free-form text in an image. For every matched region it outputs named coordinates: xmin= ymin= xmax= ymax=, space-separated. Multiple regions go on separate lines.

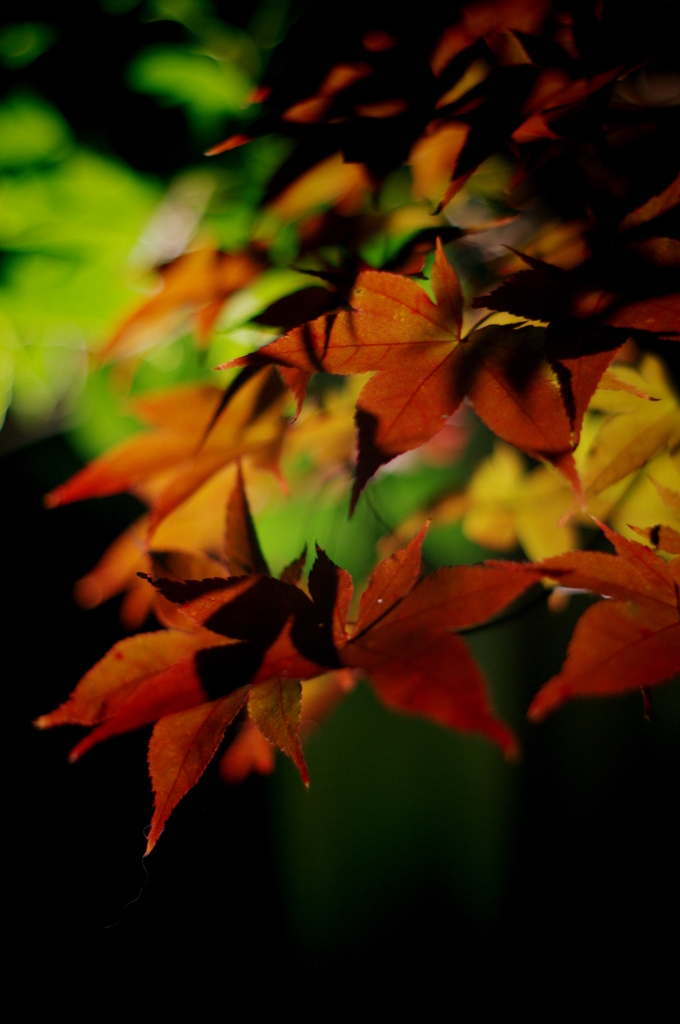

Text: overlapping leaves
xmin=224 ymin=240 xmax=595 ymax=508
xmin=34 ymin=1 xmax=680 ymax=858
xmin=514 ymin=520 xmax=680 ymax=720
xmin=37 ymin=470 xmax=540 ymax=852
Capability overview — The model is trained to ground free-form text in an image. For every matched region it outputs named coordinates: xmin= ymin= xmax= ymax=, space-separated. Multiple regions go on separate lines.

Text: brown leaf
xmin=65 ymin=649 xmax=221 ymax=763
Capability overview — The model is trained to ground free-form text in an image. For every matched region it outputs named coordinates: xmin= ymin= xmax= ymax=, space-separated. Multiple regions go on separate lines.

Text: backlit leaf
xmin=146 ymin=686 xmax=249 ymax=854
xmin=224 ymin=241 xmax=580 ymax=506
xmin=525 ymin=525 xmax=680 ymax=719
xmin=354 ymin=522 xmax=427 ymax=634
xmin=248 ymin=677 xmax=308 ymax=784
xmin=101 ymin=248 xmax=263 ymax=362
xmin=34 ymin=629 xmax=224 ymax=730
xmin=45 ymin=369 xmax=288 ymax=542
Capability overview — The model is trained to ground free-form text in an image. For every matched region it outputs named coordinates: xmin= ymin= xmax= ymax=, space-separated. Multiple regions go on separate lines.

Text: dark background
xmin=8 ymin=433 xmax=679 ymax=990
xmin=3 ymin=0 xmax=679 ymax=995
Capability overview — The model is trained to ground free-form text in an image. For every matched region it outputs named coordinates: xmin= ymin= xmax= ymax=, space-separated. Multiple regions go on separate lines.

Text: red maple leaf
xmin=505 ymin=522 xmax=680 ymax=721
xmin=36 ymin=471 xmax=540 ymax=853
xmin=222 ymin=240 xmax=580 ymax=508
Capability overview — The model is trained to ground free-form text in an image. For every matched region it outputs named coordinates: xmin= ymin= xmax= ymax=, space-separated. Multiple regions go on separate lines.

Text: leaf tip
xmin=214 ymin=356 xmax=246 ymax=371
xmin=498 ymin=726 xmax=521 ymax=761
xmin=143 ymin=833 xmax=158 ymax=857
xmin=527 ymin=679 xmax=566 ymax=722
xmin=144 ymin=814 xmax=166 ymax=855
xmin=504 ymin=741 xmax=521 ymax=763
xmin=205 ymin=134 xmax=252 ymax=157
xmin=527 ymin=702 xmax=547 ymax=724
xmin=67 ymin=731 xmax=99 ymax=763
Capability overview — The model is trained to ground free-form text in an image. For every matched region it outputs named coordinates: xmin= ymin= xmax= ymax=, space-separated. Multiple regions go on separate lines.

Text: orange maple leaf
xmin=36 ymin=472 xmax=540 ymax=853
xmin=223 ymin=239 xmax=578 ymax=509
xmin=45 ymin=368 xmax=287 ymax=542
xmin=100 ymin=248 xmax=263 ymax=362
xmin=520 ymin=522 xmax=680 ymax=720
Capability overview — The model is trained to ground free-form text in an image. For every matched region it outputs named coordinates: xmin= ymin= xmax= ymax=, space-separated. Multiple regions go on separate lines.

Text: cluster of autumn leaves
xmin=36 ymin=0 xmax=679 ymax=851
xmin=38 ymin=444 xmax=680 ymax=855
xmin=38 ymin=245 xmax=680 ymax=852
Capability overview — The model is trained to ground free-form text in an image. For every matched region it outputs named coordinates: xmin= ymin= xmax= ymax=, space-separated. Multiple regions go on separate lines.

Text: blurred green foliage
xmin=127 ymin=46 xmax=251 ymax=133
xmin=0 ymin=2 xmax=290 ymax=442
xmin=0 ymin=22 xmax=56 ymax=70
xmin=0 ymin=96 xmax=160 ymax=430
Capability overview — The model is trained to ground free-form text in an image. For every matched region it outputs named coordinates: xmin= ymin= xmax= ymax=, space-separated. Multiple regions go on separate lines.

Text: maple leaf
xmin=224 ymin=462 xmax=270 ymax=576
xmin=26 ymin=1 xmax=680 ymax=881
xmin=577 ymin=356 xmax=680 ymax=507
xmin=37 ymin=471 xmax=541 ymax=851
xmin=33 ymin=630 xmax=228 ymax=733
xmin=266 ymin=152 xmax=371 ymax=224
xmin=630 ymin=523 xmax=680 ymax=556
xmin=510 ymin=66 xmax=623 ymax=146
xmin=218 ymin=669 xmax=355 ymax=784
xmin=222 ymin=239 xmax=582 ymax=509
xmin=146 ymin=687 xmax=250 ymax=853
xmin=65 ymin=379 xmax=360 ymax=628
xmin=472 ymin=253 xmax=629 ymax=438
xmin=34 ymin=625 xmax=237 ymax=774
xmin=68 ymin=388 xmax=356 ymax=627
xmin=139 ymin=522 xmax=538 ymax=818
xmin=430 ymin=0 xmax=551 ymax=77
xmin=37 ymin=471 xmax=334 ymax=850
xmin=399 ymin=356 xmax=675 ymax=559
xmin=603 ymin=293 xmax=680 ymax=339
xmin=72 ymin=492 xmax=236 ymax=631
xmin=520 ymin=522 xmax=680 ymax=721
xmin=341 ymin=525 xmax=540 ymax=755
xmin=100 ymin=248 xmax=263 ymax=362
xmin=247 ymin=678 xmax=308 ymax=784
xmin=45 ymin=368 xmax=288 ymax=541
xmin=384 ymin=357 xmax=676 ymax=567
xmin=472 ymin=359 xmax=677 ymax=548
